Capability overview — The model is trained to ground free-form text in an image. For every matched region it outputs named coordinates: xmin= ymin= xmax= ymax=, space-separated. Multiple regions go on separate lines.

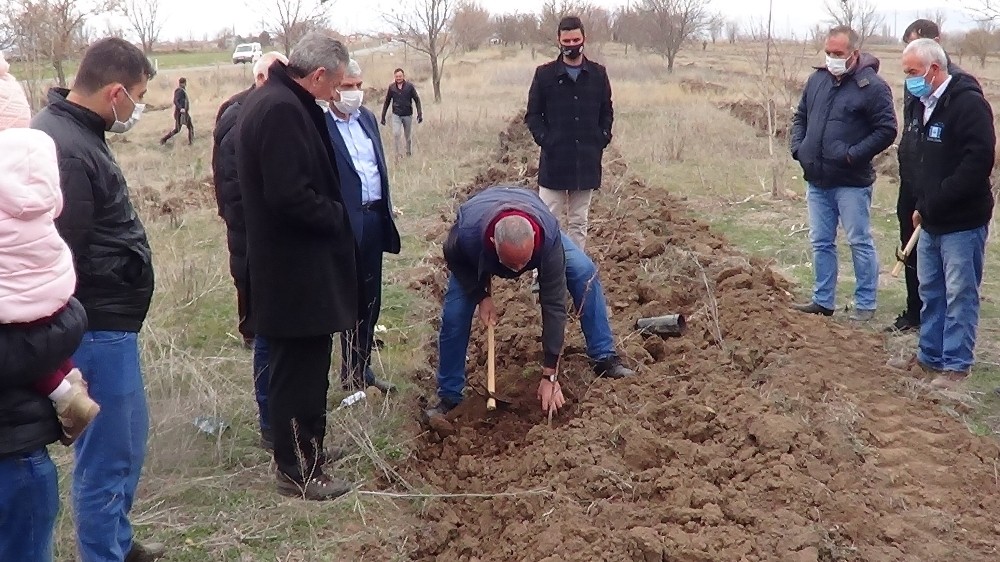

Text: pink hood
xmin=0 ymin=128 xmax=76 ymax=323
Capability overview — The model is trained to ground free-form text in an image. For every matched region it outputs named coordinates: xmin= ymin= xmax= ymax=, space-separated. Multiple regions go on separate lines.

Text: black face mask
xmin=561 ymin=44 xmax=584 ymax=59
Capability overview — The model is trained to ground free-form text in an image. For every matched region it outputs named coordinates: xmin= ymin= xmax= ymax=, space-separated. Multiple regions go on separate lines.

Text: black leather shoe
xmin=421 ymin=399 xmax=459 ymax=425
xmin=366 ymin=375 xmax=397 ymax=394
xmin=594 ymin=356 xmax=635 ymax=379
xmin=885 ymin=311 xmax=919 ymax=333
xmin=791 ymin=301 xmax=834 ymax=316
xmin=275 ymin=470 xmax=352 ymax=501
xmin=125 ymin=541 xmax=166 ymax=562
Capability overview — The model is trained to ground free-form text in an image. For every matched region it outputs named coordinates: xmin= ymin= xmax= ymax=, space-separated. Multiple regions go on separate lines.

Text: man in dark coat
xmin=31 ymin=37 xmax=164 ymax=562
xmin=0 ymin=299 xmax=86 ymax=561
xmin=235 ymin=32 xmax=357 ymax=501
xmin=888 ymin=39 xmax=995 ymax=389
xmin=211 ymin=50 xmax=286 ymax=451
xmin=525 ymin=15 xmax=613 ymax=251
xmin=160 ymin=77 xmax=193 ymax=145
xmin=324 ymin=59 xmax=401 ymax=394
xmin=888 ymin=19 xmax=974 ymax=333
xmin=424 ymin=186 xmax=634 ymax=421
xmin=789 ymin=25 xmax=897 ymax=322
xmin=379 ymin=68 xmax=422 ymax=158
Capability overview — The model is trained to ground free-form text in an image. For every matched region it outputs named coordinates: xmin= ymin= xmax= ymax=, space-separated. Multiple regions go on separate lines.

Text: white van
xmin=232 ymin=42 xmax=262 ymax=64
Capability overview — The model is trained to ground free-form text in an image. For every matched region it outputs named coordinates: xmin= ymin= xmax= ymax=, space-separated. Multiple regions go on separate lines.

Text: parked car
xmin=232 ymin=42 xmax=262 ymax=64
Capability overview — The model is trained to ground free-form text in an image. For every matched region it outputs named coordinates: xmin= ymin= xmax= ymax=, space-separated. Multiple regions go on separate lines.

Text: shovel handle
xmin=891 ymin=225 xmax=922 ymax=278
xmin=486 ymin=323 xmax=496 ymax=411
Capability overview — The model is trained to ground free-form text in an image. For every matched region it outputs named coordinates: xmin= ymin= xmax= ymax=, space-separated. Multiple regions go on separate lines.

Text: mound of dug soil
xmin=133 ymin=175 xmax=217 ymax=218
xmin=401 ymin=116 xmax=1000 ymax=561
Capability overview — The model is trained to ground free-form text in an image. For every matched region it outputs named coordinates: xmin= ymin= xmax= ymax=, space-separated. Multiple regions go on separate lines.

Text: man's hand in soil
xmin=538 ymin=373 xmax=565 ymax=415
xmin=912 ymin=210 xmax=922 ymax=229
xmin=478 ymin=296 xmax=497 ymax=326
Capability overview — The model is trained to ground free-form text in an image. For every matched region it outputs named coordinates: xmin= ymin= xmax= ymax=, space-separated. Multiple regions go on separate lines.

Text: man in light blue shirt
xmin=324 ymin=59 xmax=401 ymax=393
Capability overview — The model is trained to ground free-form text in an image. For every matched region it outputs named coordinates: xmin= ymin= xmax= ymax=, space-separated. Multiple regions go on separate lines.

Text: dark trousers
xmin=896 ymin=183 xmax=922 ymax=320
xmin=268 ymin=335 xmax=332 ymax=481
xmin=341 ymin=204 xmax=386 ymax=388
xmin=235 ymin=279 xmax=253 ymax=341
xmin=161 ymin=111 xmax=193 ymax=144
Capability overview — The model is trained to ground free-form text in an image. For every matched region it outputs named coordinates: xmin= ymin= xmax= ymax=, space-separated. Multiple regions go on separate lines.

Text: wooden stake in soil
xmin=487 ymin=323 xmax=497 ymax=411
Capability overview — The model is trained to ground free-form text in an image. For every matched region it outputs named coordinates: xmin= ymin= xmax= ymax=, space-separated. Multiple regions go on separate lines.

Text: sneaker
xmin=366 ymin=375 xmax=397 ymax=394
xmin=848 ymin=309 xmax=876 ymax=322
xmin=885 ymin=312 xmax=920 ymax=333
xmin=594 ymin=356 xmax=635 ymax=379
xmin=275 ymin=470 xmax=352 ymax=501
xmin=55 ymin=369 xmax=100 ymax=445
xmin=791 ymin=302 xmax=834 ymax=316
xmin=931 ymin=371 xmax=969 ymax=389
xmin=125 ymin=541 xmax=166 ymax=562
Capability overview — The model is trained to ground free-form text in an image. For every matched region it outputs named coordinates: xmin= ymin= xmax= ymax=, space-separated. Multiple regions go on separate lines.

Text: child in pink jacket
xmin=0 ymin=53 xmax=99 ymax=442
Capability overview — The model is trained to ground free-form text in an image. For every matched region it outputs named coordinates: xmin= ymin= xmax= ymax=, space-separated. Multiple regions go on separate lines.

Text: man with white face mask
xmin=31 ymin=38 xmax=164 ymax=562
xmin=323 ymin=59 xmax=401 ymax=395
xmin=789 ymin=25 xmax=897 ymax=322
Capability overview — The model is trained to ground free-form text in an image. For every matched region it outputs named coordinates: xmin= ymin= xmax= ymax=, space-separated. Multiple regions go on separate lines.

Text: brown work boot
xmin=275 ymin=470 xmax=352 ymax=501
xmin=886 ymin=354 xmax=938 ymax=376
xmin=55 ymin=369 xmax=100 ymax=445
xmin=930 ymin=371 xmax=969 ymax=389
xmin=125 ymin=541 xmax=166 ymax=562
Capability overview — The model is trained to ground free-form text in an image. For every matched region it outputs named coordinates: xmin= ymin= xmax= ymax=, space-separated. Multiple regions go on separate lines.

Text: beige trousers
xmin=539 ymin=187 xmax=593 ymax=250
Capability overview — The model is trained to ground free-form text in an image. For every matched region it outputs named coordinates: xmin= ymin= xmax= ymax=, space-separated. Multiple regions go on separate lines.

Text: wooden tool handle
xmin=891 ymin=225 xmax=922 ymax=278
xmin=487 ymin=323 xmax=496 ymax=411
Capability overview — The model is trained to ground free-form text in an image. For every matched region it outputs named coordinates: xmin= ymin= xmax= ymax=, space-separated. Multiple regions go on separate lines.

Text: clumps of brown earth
xmin=721 ymin=99 xmax=794 ymax=138
xmin=133 ymin=175 xmax=218 ymax=219
xmin=399 ymin=115 xmax=1000 ymax=562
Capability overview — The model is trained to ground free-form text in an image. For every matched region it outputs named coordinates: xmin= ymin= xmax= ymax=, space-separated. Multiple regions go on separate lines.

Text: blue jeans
xmin=806 ymin=184 xmax=879 ymax=310
xmin=0 ymin=448 xmax=59 ymax=561
xmin=72 ymin=331 xmax=148 ymax=562
xmin=917 ymin=226 xmax=986 ymax=372
xmin=253 ymin=336 xmax=271 ymax=432
xmin=437 ymin=234 xmax=616 ymax=404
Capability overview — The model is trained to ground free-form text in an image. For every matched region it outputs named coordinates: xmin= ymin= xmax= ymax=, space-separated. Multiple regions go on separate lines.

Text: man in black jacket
xmin=789 ymin=26 xmax=896 ymax=322
xmin=211 ymin=50 xmax=286 ymax=451
xmin=30 ymin=38 xmax=164 ymax=562
xmin=525 ymin=15 xmax=613 ymax=251
xmin=0 ymin=299 xmax=86 ymax=562
xmin=160 ymin=76 xmax=193 ymax=145
xmin=235 ymin=32 xmax=357 ymax=501
xmin=889 ymin=19 xmax=971 ymax=333
xmin=380 ymin=68 xmax=422 ymax=158
xmin=888 ymin=39 xmax=995 ymax=389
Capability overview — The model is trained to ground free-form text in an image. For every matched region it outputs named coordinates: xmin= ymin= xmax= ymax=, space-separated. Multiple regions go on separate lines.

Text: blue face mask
xmin=906 ymin=70 xmax=932 ymax=98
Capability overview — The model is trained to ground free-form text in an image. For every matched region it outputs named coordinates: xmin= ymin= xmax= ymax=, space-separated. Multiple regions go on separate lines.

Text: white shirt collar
xmin=921 ymin=74 xmax=953 ymax=106
xmin=331 ymin=109 xmax=358 ymax=123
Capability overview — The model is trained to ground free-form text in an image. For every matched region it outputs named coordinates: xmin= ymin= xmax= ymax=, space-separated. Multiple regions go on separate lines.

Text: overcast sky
xmin=133 ymin=0 xmax=982 ymax=43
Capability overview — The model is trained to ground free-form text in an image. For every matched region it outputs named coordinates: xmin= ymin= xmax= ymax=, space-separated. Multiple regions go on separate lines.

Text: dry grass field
xmin=31 ymin=40 xmax=1000 ymax=560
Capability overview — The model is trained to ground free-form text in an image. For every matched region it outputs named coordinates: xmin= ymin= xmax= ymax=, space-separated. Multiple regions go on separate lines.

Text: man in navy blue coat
xmin=324 ymin=59 xmax=401 ymax=393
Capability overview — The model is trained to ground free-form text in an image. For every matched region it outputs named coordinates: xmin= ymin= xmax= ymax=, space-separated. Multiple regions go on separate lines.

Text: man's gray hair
xmin=828 ymin=25 xmax=860 ymax=51
xmin=904 ymin=38 xmax=948 ymax=69
xmin=288 ymin=32 xmax=350 ymax=76
xmin=494 ymin=215 xmax=535 ymax=246
xmin=345 ymin=59 xmax=362 ymax=78
xmin=252 ymin=51 xmax=288 ymax=78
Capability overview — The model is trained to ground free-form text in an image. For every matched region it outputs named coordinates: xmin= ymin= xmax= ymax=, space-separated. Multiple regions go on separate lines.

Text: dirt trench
xmin=398 ymin=114 xmax=1000 ymax=562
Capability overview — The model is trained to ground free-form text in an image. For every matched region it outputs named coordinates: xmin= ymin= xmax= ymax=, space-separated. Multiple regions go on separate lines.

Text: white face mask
xmin=825 ymin=55 xmax=849 ymax=77
xmin=333 ymin=89 xmax=364 ymax=114
xmin=108 ymin=89 xmax=145 ymax=134
xmin=315 ymin=99 xmax=330 ymax=112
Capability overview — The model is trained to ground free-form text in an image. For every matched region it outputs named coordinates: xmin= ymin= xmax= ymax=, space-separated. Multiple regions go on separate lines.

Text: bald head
xmin=494 ymin=215 xmax=535 ymax=272
xmin=253 ymin=51 xmax=288 ymax=86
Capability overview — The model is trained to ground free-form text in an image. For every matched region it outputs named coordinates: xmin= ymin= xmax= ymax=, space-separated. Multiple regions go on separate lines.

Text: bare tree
xmin=451 ymin=0 xmax=491 ymax=52
xmin=491 ymin=13 xmax=520 ymax=47
xmin=823 ymin=0 xmax=884 ymax=48
xmin=706 ymin=13 xmax=724 ymax=44
xmin=263 ymin=0 xmax=330 ymax=55
xmin=120 ymin=0 xmax=164 ymax=53
xmin=724 ymin=19 xmax=739 ymax=44
xmin=638 ymin=0 xmax=711 ymax=72
xmin=384 ymin=0 xmax=455 ymax=103
xmin=613 ymin=5 xmax=645 ymax=54
xmin=9 ymin=0 xmax=120 ymax=87
xmin=960 ymin=24 xmax=998 ymax=67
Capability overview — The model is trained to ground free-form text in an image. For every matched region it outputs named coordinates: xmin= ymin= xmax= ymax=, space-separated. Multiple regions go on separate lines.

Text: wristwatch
xmin=542 ymin=372 xmax=557 ymax=383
